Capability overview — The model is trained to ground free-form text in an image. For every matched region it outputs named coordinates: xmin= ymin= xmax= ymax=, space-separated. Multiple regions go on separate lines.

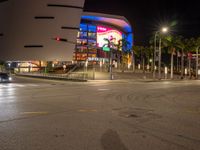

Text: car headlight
xmin=9 ymin=77 xmax=12 ymax=81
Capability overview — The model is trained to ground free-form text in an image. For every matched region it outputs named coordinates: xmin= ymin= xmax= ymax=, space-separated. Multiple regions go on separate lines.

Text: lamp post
xmin=153 ymin=31 xmax=159 ymax=79
xmin=153 ymin=27 xmax=169 ymax=80
xmin=158 ymin=37 xmax=162 ymax=79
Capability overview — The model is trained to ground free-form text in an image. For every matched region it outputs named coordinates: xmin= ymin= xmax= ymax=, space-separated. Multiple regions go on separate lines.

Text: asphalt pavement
xmin=0 ymin=76 xmax=200 ymax=150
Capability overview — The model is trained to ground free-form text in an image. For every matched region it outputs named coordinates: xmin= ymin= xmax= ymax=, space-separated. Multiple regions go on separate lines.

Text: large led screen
xmin=97 ymin=26 xmax=122 ymax=48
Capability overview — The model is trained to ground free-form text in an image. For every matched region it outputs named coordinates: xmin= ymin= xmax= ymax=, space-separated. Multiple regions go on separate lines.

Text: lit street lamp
xmin=162 ymin=27 xmax=168 ymax=33
xmin=153 ymin=27 xmax=169 ymax=80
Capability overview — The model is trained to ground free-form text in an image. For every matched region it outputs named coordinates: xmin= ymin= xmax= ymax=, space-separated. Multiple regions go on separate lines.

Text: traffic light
xmin=53 ymin=37 xmax=68 ymax=42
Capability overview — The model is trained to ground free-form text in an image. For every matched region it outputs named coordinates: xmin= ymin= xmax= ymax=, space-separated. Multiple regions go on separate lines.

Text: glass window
xmin=88 ymin=25 xmax=96 ymax=32
xmin=79 ymin=32 xmax=87 ymax=38
xmin=80 ymin=23 xmax=87 ymax=31
xmin=76 ymin=46 xmax=88 ymax=53
xmin=88 ymin=32 xmax=96 ymax=39
xmin=77 ymin=39 xmax=87 ymax=45
xmin=88 ymin=39 xmax=96 ymax=46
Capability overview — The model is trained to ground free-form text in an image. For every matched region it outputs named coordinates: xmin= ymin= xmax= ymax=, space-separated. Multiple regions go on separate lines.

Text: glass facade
xmin=74 ymin=23 xmax=128 ymax=62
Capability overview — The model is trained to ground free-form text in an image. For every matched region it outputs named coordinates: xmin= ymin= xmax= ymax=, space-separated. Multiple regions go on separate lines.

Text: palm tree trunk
xmin=122 ymin=51 xmax=125 ymax=73
xmin=196 ymin=47 xmax=199 ymax=79
xmin=181 ymin=49 xmax=184 ymax=79
xmin=132 ymin=51 xmax=135 ymax=72
xmin=189 ymin=58 xmax=191 ymax=79
xmin=117 ymin=51 xmax=120 ymax=69
xmin=170 ymin=53 xmax=174 ymax=79
xmin=142 ymin=56 xmax=145 ymax=73
xmin=176 ymin=55 xmax=179 ymax=72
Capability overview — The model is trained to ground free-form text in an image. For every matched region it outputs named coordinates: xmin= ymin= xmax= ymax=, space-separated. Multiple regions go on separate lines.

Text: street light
xmin=153 ymin=27 xmax=169 ymax=79
xmin=153 ymin=31 xmax=159 ymax=79
xmin=162 ymin=27 xmax=168 ymax=33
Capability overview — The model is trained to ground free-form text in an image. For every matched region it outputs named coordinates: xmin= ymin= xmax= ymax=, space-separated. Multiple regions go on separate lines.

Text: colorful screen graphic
xmin=97 ymin=26 xmax=122 ymax=48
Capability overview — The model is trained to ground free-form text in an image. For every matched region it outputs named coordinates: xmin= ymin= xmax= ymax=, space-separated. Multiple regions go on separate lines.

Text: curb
xmin=15 ymin=74 xmax=87 ymax=82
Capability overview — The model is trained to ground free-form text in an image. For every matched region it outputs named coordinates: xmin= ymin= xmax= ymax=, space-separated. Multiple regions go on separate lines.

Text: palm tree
xmin=192 ymin=37 xmax=200 ymax=78
xmin=176 ymin=36 xmax=187 ymax=79
xmin=118 ymin=39 xmax=131 ymax=72
xmin=103 ymin=38 xmax=115 ymax=79
xmin=196 ymin=37 xmax=200 ymax=78
xmin=144 ymin=46 xmax=154 ymax=72
xmin=132 ymin=45 xmax=140 ymax=72
xmin=162 ymin=35 xmax=179 ymax=79
xmin=184 ymin=38 xmax=196 ymax=78
xmin=140 ymin=46 xmax=146 ymax=73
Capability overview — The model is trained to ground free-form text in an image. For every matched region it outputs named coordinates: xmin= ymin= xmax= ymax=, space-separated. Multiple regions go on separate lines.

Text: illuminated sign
xmin=103 ymin=47 xmax=110 ymax=52
xmin=97 ymin=26 xmax=122 ymax=48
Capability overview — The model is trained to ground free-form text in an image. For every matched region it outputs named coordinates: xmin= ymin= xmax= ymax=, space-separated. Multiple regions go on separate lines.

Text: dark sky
xmin=84 ymin=0 xmax=200 ymax=45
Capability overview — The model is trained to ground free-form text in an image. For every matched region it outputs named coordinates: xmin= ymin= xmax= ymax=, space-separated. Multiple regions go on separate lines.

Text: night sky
xmin=84 ymin=0 xmax=200 ymax=45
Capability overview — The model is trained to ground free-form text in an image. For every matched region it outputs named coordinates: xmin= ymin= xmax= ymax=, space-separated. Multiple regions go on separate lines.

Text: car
xmin=0 ymin=73 xmax=12 ymax=83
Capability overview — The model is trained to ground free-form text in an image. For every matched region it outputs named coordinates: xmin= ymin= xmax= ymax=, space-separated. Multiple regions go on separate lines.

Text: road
xmin=0 ymin=76 xmax=200 ymax=150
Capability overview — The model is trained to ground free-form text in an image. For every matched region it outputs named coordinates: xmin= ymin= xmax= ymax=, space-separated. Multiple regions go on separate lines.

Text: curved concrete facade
xmin=0 ymin=0 xmax=85 ymax=61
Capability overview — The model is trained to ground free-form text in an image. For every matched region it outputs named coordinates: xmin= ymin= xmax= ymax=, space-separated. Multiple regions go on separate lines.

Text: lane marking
xmin=98 ymin=89 xmax=110 ymax=91
xmin=20 ymin=112 xmax=49 ymax=115
xmin=78 ymin=109 xmax=97 ymax=112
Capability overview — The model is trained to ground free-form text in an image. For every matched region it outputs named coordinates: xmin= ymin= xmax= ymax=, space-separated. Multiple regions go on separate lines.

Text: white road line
xmin=98 ymin=88 xmax=110 ymax=91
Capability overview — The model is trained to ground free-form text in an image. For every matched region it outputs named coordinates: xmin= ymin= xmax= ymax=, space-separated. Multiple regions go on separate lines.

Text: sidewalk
xmin=15 ymin=71 xmax=198 ymax=82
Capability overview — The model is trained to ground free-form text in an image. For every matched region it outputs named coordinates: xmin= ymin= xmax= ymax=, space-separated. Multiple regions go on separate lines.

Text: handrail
xmin=16 ymin=72 xmax=89 ymax=80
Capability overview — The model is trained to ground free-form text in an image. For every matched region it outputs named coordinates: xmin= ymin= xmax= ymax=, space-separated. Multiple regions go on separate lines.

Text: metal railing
xmin=16 ymin=72 xmax=89 ymax=81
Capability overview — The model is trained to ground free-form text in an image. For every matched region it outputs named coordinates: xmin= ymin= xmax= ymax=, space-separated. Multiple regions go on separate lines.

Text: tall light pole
xmin=158 ymin=37 xmax=162 ymax=79
xmin=154 ymin=27 xmax=169 ymax=80
xmin=153 ymin=31 xmax=159 ymax=79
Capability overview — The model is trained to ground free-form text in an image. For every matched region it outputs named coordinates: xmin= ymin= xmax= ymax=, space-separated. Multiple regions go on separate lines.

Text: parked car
xmin=0 ymin=73 xmax=12 ymax=83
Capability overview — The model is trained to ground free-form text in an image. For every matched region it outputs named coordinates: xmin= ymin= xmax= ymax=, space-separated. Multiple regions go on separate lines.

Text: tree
xmin=132 ymin=45 xmax=140 ymax=72
xmin=103 ymin=38 xmax=115 ymax=78
xmin=117 ymin=39 xmax=131 ymax=72
xmin=162 ymin=35 xmax=179 ymax=79
xmin=196 ymin=37 xmax=200 ymax=78
xmin=184 ymin=38 xmax=196 ymax=78
xmin=145 ymin=46 xmax=154 ymax=72
xmin=190 ymin=37 xmax=200 ymax=78
xmin=176 ymin=36 xmax=187 ymax=79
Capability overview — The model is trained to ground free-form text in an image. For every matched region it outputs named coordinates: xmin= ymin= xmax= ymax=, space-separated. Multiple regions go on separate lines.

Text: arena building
xmin=74 ymin=12 xmax=133 ymax=66
xmin=0 ymin=0 xmax=133 ymax=72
